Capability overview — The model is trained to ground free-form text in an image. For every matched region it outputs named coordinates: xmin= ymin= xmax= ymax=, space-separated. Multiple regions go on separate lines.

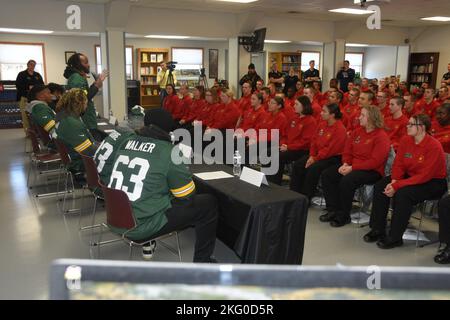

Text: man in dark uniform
xmin=303 ymin=60 xmax=320 ymax=87
xmin=239 ymin=63 xmax=263 ymax=91
xmin=442 ymin=63 xmax=450 ymax=86
xmin=336 ymin=60 xmax=356 ymax=92
xmin=15 ymin=60 xmax=44 ymax=101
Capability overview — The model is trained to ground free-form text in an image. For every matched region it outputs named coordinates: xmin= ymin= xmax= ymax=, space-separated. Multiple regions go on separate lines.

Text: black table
xmin=190 ymin=164 xmax=308 ymax=265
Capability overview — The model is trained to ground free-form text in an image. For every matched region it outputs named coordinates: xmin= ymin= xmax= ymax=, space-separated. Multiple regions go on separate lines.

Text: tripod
xmin=166 ymin=68 xmax=175 ymax=86
xmin=198 ymin=68 xmax=209 ymax=90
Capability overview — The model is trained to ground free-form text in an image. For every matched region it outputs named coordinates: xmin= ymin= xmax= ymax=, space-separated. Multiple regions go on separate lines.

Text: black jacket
xmin=15 ymin=70 xmax=44 ymax=101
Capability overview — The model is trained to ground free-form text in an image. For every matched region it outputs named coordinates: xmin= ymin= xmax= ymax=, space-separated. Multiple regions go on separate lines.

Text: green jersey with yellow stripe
xmin=30 ymin=101 xmax=56 ymax=133
xmin=93 ymin=128 xmax=136 ymax=184
xmin=66 ymin=72 xmax=98 ymax=130
xmin=55 ymin=111 xmax=95 ymax=172
xmin=107 ymin=133 xmax=195 ymax=240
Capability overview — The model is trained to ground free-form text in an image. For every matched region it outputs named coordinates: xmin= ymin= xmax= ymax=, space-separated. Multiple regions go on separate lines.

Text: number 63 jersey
xmin=104 ymin=132 xmax=195 ymax=239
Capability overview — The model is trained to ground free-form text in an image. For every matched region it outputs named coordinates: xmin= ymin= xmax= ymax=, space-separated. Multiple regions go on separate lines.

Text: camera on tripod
xmin=166 ymin=61 xmax=177 ymax=71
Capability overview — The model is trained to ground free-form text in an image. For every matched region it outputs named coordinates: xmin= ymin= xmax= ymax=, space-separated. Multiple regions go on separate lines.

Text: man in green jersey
xmin=55 ymin=89 xmax=97 ymax=184
xmin=27 ymin=85 xmax=57 ymax=140
xmin=64 ymin=52 xmax=108 ymax=142
xmin=108 ymin=109 xmax=218 ymax=262
xmin=94 ymin=127 xmax=137 ymax=184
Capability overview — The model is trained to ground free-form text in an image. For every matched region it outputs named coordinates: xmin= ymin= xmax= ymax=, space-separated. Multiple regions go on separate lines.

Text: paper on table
xmin=104 ymin=129 xmax=115 ymax=133
xmin=97 ymin=122 xmax=109 ymax=126
xmin=194 ymin=171 xmax=234 ymax=180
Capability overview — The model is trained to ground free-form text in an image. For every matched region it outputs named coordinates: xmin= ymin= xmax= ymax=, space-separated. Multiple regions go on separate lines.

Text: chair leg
xmin=175 ymin=232 xmax=182 ymax=262
xmin=129 ymin=243 xmax=133 ymax=260
xmin=416 ymin=211 xmax=424 ymax=248
xmin=78 ymin=186 xmax=86 ymax=229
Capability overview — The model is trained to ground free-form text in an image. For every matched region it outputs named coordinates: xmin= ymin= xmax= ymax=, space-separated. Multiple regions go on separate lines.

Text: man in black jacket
xmin=15 ymin=60 xmax=44 ymax=101
xmin=239 ymin=63 xmax=262 ymax=91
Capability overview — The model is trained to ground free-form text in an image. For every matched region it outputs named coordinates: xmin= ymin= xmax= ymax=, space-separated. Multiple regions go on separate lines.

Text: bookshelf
xmin=269 ymin=52 xmax=302 ymax=75
xmin=0 ymin=81 xmax=22 ymax=129
xmin=407 ymin=52 xmax=439 ymax=91
xmin=137 ymin=48 xmax=169 ymax=109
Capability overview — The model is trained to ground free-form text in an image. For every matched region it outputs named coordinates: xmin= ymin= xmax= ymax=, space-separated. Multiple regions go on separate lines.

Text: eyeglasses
xmin=406 ymin=122 xmax=423 ymax=127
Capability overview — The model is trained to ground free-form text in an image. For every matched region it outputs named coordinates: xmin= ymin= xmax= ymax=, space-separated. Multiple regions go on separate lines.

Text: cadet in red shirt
xmin=436 ymin=86 xmax=449 ymax=105
xmin=416 ymin=88 xmax=441 ymax=119
xmin=254 ymin=96 xmax=288 ymax=143
xmin=290 ymin=103 xmax=347 ymax=200
xmin=208 ymin=88 xmax=240 ymax=130
xmin=163 ymin=84 xmax=182 ymax=120
xmin=193 ymin=88 xmax=220 ymax=128
xmin=283 ymin=87 xmax=297 ymax=119
xmin=346 ymin=91 xmax=374 ymax=133
xmin=269 ymin=96 xmax=317 ymax=185
xmin=179 ymin=85 xmax=206 ymax=126
xmin=304 ymin=87 xmax=322 ymax=122
xmin=237 ymin=82 xmax=252 ymax=114
xmin=261 ymin=87 xmax=271 ymax=111
xmin=365 ymin=114 xmax=448 ymax=249
xmin=294 ymin=80 xmax=304 ymax=98
xmin=403 ymin=94 xmax=418 ymax=119
xmin=321 ymin=105 xmax=390 ymax=227
xmin=342 ymin=88 xmax=360 ymax=127
xmin=235 ymin=92 xmax=267 ymax=134
xmin=384 ymin=97 xmax=409 ymax=151
xmin=432 ymin=103 xmax=450 ymax=153
xmin=376 ymin=91 xmax=391 ymax=119
xmin=176 ymin=84 xmax=193 ymax=123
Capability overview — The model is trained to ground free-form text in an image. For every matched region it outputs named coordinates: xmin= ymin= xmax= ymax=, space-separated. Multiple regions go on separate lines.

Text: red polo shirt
xmin=182 ymin=98 xmax=207 ymax=123
xmin=432 ymin=121 xmax=450 ymax=153
xmin=310 ymin=120 xmax=347 ymax=161
xmin=209 ymin=101 xmax=240 ymax=129
xmin=415 ymin=99 xmax=441 ymax=119
xmin=256 ymin=111 xmax=288 ymax=142
xmin=238 ymin=106 xmax=267 ymax=132
xmin=391 ymin=134 xmax=447 ymax=190
xmin=163 ymin=94 xmax=182 ymax=119
xmin=384 ymin=114 xmax=409 ymax=151
xmin=237 ymin=95 xmax=252 ymax=115
xmin=281 ymin=114 xmax=317 ymax=151
xmin=343 ymin=127 xmax=390 ymax=176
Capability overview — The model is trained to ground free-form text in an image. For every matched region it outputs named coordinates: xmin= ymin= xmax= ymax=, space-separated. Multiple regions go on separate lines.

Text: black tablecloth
xmin=190 ymin=164 xmax=308 ymax=265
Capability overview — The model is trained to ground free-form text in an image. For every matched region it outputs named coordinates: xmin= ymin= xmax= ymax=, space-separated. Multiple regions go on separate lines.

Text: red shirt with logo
xmin=281 ymin=114 xmax=317 ymax=151
xmin=209 ymin=101 xmax=240 ymax=129
xmin=343 ymin=127 xmax=390 ymax=176
xmin=432 ymin=121 xmax=450 ymax=153
xmin=182 ymin=98 xmax=207 ymax=123
xmin=415 ymin=99 xmax=441 ymax=119
xmin=255 ymin=111 xmax=288 ymax=142
xmin=310 ymin=120 xmax=347 ymax=161
xmin=237 ymin=95 xmax=252 ymax=115
xmin=391 ymin=134 xmax=447 ymax=190
xmin=163 ymin=94 xmax=182 ymax=119
xmin=238 ymin=106 xmax=267 ymax=132
xmin=384 ymin=114 xmax=409 ymax=151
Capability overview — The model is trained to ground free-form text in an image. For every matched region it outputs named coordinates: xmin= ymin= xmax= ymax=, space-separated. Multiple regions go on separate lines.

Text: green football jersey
xmin=108 ymin=134 xmax=195 ymax=240
xmin=66 ymin=73 xmax=98 ymax=130
xmin=55 ymin=112 xmax=95 ymax=172
xmin=93 ymin=128 xmax=136 ymax=184
xmin=30 ymin=102 xmax=56 ymax=132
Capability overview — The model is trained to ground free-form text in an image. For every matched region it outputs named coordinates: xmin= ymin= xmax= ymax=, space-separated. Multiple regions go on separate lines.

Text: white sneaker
xmin=142 ymin=240 xmax=157 ymax=260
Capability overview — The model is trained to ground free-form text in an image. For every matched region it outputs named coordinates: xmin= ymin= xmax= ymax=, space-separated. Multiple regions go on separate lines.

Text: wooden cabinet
xmin=407 ymin=52 xmax=439 ymax=90
xmin=137 ymin=48 xmax=169 ymax=109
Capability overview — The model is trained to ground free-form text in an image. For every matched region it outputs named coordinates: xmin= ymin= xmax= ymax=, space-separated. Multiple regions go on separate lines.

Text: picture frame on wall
xmin=65 ymin=51 xmax=76 ymax=64
xmin=209 ymin=49 xmax=218 ymax=79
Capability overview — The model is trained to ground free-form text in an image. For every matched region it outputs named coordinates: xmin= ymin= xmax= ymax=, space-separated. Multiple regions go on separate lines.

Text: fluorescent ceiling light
xmin=420 ymin=16 xmax=450 ymax=22
xmin=216 ymin=0 xmax=259 ymax=3
xmin=145 ymin=35 xmax=190 ymax=39
xmin=329 ymin=8 xmax=375 ymax=15
xmin=346 ymin=43 xmax=369 ymax=47
xmin=0 ymin=28 xmax=53 ymax=34
xmin=264 ymin=40 xmax=291 ymax=44
xmin=354 ymin=0 xmax=375 ymax=3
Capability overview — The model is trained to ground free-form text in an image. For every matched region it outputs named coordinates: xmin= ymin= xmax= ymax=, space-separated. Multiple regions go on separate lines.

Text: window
xmin=345 ymin=53 xmax=364 ymax=77
xmin=301 ymin=51 xmax=320 ymax=73
xmin=171 ymin=48 xmax=203 ymax=87
xmin=0 ymin=42 xmax=46 ymax=81
xmin=95 ymin=45 xmax=134 ymax=80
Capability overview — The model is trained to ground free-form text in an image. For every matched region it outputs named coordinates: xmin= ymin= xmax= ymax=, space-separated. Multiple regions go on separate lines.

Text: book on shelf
xmin=150 ymin=54 xmax=157 ymax=62
xmin=157 ymin=54 xmax=164 ymax=62
xmin=142 ymin=53 xmax=148 ymax=63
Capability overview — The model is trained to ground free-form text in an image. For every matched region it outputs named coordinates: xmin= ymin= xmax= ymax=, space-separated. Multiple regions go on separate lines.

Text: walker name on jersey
xmin=124 ymin=140 xmax=156 ymax=153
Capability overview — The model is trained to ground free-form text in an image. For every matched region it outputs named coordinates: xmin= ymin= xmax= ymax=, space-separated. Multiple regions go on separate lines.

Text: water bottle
xmin=233 ymin=151 xmax=242 ymax=177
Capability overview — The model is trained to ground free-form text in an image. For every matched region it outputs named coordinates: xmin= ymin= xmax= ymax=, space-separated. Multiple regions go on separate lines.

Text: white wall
xmin=410 ymin=25 xmax=450 ymax=86
xmin=363 ymin=46 xmax=398 ymax=79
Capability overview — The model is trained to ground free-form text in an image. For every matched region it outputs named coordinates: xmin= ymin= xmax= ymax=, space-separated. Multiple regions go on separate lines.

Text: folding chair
xmin=96 ymin=181 xmax=182 ymax=261
xmin=26 ymin=128 xmax=61 ymax=191
xmin=79 ymin=154 xmax=103 ymax=232
xmin=53 ymin=139 xmax=79 ymax=214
